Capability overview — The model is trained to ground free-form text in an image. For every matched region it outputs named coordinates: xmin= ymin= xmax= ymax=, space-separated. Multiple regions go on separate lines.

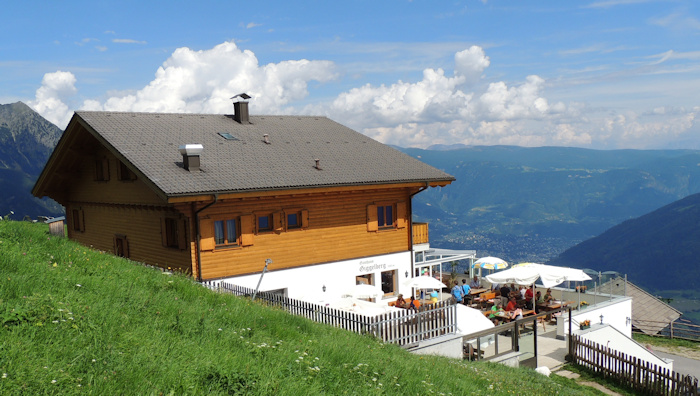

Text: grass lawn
xmin=0 ymin=221 xmax=605 ymax=395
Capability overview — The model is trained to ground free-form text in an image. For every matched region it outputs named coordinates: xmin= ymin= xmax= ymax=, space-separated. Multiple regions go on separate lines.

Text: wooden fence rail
xmin=203 ymin=281 xmax=457 ymax=346
xmin=571 ymin=335 xmax=698 ymax=395
xmin=633 ymin=319 xmax=700 ymax=342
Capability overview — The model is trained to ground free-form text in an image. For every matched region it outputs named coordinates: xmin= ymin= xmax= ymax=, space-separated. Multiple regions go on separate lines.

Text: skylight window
xmin=218 ymin=132 xmax=239 ymax=141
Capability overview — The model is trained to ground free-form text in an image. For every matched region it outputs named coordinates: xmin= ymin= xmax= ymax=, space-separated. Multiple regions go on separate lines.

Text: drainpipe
xmin=408 ymin=182 xmax=429 ymax=280
xmin=194 ymin=194 xmax=218 ymax=282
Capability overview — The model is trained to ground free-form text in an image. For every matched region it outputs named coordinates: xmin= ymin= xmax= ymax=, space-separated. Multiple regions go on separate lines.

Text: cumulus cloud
xmin=27 ymin=41 xmax=700 ymax=150
xmin=86 ymin=41 xmax=337 ymax=116
xmin=27 ymin=71 xmax=77 ymax=128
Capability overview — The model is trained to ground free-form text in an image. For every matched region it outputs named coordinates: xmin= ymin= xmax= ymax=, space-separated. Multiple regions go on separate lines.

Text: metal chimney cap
xmin=178 ymin=144 xmax=204 ymax=156
xmin=230 ymin=93 xmax=252 ymax=101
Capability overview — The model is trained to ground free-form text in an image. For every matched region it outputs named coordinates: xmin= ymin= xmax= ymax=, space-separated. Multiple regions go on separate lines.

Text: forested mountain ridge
xmin=548 ymin=192 xmax=700 ymax=292
xmin=398 ymin=145 xmax=700 ymax=263
xmin=0 ymin=102 xmax=63 ymax=219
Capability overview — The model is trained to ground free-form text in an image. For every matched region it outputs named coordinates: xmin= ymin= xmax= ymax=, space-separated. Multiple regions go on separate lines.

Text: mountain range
xmin=398 ymin=145 xmax=700 ymax=263
xmin=548 ymin=192 xmax=700 ymax=292
xmin=0 ymin=102 xmax=63 ymax=219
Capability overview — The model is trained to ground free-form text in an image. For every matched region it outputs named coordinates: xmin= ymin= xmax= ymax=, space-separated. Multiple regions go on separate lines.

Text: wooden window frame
xmin=214 ymin=218 xmax=240 ymax=247
xmin=94 ymin=157 xmax=110 ymax=182
xmin=283 ymin=208 xmax=309 ymax=231
xmin=71 ymin=208 xmax=85 ymax=232
xmin=113 ymin=234 xmax=129 ymax=258
xmin=367 ymin=201 xmax=407 ymax=232
xmin=117 ymin=160 xmax=137 ymax=182
xmin=199 ymin=214 xmax=254 ymax=251
xmin=255 ymin=213 xmax=273 ymax=234
xmin=161 ymin=217 xmax=187 ymax=250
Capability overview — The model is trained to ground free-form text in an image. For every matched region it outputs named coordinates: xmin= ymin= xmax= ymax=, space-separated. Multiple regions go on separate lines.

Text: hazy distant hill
xmin=548 ymin=192 xmax=700 ymax=292
xmin=398 ymin=145 xmax=700 ymax=263
xmin=0 ymin=102 xmax=63 ymax=219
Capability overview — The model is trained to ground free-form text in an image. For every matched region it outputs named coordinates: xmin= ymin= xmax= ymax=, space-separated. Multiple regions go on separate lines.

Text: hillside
xmin=400 ymin=145 xmax=700 ymax=263
xmin=0 ymin=102 xmax=63 ymax=219
xmin=548 ymin=192 xmax=700 ymax=292
xmin=0 ymin=221 xmax=598 ymax=395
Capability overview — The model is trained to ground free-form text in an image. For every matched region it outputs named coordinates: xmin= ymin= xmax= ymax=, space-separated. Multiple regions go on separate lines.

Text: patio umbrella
xmin=342 ymin=283 xmax=382 ymax=299
xmin=402 ymin=276 xmax=446 ymax=290
xmin=472 ymin=256 xmax=508 ymax=270
xmin=485 ymin=263 xmax=591 ymax=288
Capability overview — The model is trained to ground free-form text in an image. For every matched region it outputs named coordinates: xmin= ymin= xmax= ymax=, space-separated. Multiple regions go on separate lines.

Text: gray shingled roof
xmin=599 ymin=276 xmax=682 ymax=336
xmin=76 ymin=111 xmax=454 ymax=197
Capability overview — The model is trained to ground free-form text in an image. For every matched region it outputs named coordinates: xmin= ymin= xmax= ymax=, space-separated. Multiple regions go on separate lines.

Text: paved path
xmin=653 ymin=351 xmax=700 ymax=379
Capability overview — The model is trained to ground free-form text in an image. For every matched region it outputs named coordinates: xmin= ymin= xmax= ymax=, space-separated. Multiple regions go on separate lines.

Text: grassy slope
xmin=0 ymin=221 xmax=601 ymax=395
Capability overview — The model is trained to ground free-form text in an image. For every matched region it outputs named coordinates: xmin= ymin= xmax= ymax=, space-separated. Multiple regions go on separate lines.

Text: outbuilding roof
xmin=64 ymin=111 xmax=454 ymax=198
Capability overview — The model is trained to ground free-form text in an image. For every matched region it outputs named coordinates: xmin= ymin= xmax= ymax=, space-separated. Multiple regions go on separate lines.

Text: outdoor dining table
xmin=537 ymin=300 xmax=574 ymax=311
xmin=469 ymin=288 xmax=488 ymax=295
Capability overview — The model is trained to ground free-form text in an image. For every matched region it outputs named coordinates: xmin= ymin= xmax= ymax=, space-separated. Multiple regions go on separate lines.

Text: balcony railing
xmin=412 ymin=222 xmax=429 ymax=245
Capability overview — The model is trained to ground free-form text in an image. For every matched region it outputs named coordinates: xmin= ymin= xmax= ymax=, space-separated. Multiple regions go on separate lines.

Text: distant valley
xmin=399 ymin=145 xmax=700 ymax=265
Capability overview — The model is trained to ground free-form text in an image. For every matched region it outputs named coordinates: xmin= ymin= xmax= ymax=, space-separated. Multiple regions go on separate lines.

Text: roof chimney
xmin=231 ymin=93 xmax=252 ymax=124
xmin=179 ymin=144 xmax=203 ymax=172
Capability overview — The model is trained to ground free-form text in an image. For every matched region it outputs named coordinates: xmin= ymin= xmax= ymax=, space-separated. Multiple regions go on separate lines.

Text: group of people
xmin=395 ymin=294 xmax=422 ymax=310
xmin=450 ymin=275 xmax=482 ymax=305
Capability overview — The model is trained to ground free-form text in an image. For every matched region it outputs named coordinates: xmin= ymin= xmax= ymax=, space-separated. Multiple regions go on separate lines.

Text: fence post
xmin=670 ymin=321 xmax=674 ymax=339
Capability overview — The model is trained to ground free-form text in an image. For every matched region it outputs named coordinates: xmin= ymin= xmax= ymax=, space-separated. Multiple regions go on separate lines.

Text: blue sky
xmin=3 ymin=0 xmax=700 ymax=149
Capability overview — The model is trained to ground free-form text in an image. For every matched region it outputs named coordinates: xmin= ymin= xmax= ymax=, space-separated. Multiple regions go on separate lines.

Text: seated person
xmin=430 ymin=290 xmax=439 ymax=303
xmin=509 ymin=307 xmax=524 ymax=321
xmin=396 ymin=294 xmax=407 ymax=308
xmin=524 ymin=286 xmax=534 ymax=309
xmin=505 ymin=296 xmax=518 ymax=312
xmin=470 ymin=275 xmax=481 ymax=289
xmin=488 ymin=302 xmax=505 ymax=325
xmin=408 ymin=296 xmax=421 ymax=310
xmin=543 ymin=289 xmax=554 ymax=304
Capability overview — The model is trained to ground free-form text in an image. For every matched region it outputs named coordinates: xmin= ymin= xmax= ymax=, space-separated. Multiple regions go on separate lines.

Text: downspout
xmin=408 ymin=182 xmax=429 ymax=279
xmin=194 ymin=194 xmax=218 ymax=282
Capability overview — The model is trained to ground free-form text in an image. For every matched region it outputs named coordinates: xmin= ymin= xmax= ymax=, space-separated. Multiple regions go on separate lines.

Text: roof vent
xmin=231 ymin=93 xmax=251 ymax=124
xmin=179 ymin=144 xmax=203 ymax=172
xmin=263 ymin=134 xmax=271 ymax=144
xmin=314 ymin=159 xmax=322 ymax=171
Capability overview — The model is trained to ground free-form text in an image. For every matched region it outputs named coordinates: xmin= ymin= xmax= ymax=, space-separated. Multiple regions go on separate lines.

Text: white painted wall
xmin=578 ymin=325 xmax=673 ymax=371
xmin=214 ymin=251 xmax=413 ymax=304
xmin=569 ymin=297 xmax=633 ymax=338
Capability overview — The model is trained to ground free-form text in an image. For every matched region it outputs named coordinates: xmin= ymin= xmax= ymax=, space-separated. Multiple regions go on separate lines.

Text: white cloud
xmin=87 ymin=41 xmax=337 ymax=115
xmin=112 ymin=39 xmax=147 ymax=44
xmin=246 ymin=22 xmax=262 ymax=29
xmin=27 ymin=71 xmax=77 ymax=128
xmin=27 ymin=41 xmax=700 ymax=150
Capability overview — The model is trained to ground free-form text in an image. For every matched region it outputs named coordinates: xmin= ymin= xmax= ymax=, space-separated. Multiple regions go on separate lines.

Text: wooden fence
xmin=203 ymin=281 xmax=457 ymax=346
xmin=633 ymin=318 xmax=700 ymax=342
xmin=571 ymin=335 xmax=698 ymax=395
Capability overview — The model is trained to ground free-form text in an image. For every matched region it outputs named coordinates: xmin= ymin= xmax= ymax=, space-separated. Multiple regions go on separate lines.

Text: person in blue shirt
xmin=451 ymin=281 xmax=464 ymax=303
xmin=461 ymin=279 xmax=472 ymax=304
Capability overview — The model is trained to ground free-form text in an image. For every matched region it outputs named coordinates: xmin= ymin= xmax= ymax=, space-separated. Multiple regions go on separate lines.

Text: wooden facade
xmin=34 ymin=110 xmax=454 ymax=284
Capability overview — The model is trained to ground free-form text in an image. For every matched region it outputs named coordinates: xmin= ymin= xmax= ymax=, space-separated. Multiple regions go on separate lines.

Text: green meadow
xmin=0 ymin=221 xmax=602 ymax=395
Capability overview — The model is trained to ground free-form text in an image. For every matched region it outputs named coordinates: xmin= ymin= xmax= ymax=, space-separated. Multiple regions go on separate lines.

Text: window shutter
xmin=78 ymin=209 xmax=85 ymax=232
xmin=199 ymin=218 xmax=215 ymax=251
xmin=273 ymin=211 xmax=283 ymax=232
xmin=102 ymin=158 xmax=110 ymax=181
xmin=240 ymin=214 xmax=254 ymax=246
xmin=367 ymin=204 xmax=378 ymax=232
xmin=396 ymin=201 xmax=407 ymax=229
xmin=177 ymin=219 xmax=188 ymax=250
xmin=160 ymin=218 xmax=168 ymax=247
xmin=301 ymin=209 xmax=309 ymax=229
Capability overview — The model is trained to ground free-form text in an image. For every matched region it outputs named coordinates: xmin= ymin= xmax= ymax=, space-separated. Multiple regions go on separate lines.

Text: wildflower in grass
xmin=76 ymin=284 xmax=81 ymax=287
xmin=2 ymin=373 xmax=6 ymax=379
xmin=51 ymin=380 xmax=57 ymax=384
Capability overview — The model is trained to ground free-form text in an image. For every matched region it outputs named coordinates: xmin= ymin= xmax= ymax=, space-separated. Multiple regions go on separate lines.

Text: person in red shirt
xmin=505 ymin=296 xmax=518 ymax=312
xmin=524 ymin=286 xmax=534 ymax=309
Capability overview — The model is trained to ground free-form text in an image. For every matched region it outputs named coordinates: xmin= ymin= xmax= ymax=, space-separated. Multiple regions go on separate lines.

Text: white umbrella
xmin=455 ymin=305 xmax=496 ymax=352
xmin=342 ymin=283 xmax=382 ymax=299
xmin=485 ymin=263 xmax=591 ymax=288
xmin=402 ymin=276 xmax=446 ymax=290
xmin=472 ymin=256 xmax=508 ymax=270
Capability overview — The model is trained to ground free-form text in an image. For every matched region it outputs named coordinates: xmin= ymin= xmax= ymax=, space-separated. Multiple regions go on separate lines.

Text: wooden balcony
xmin=412 ymin=222 xmax=429 ymax=245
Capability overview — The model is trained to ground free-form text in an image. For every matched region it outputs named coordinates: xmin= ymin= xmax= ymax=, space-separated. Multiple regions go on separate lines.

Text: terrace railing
xmin=632 ymin=318 xmax=700 ymax=342
xmin=202 ymin=281 xmax=457 ymax=346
